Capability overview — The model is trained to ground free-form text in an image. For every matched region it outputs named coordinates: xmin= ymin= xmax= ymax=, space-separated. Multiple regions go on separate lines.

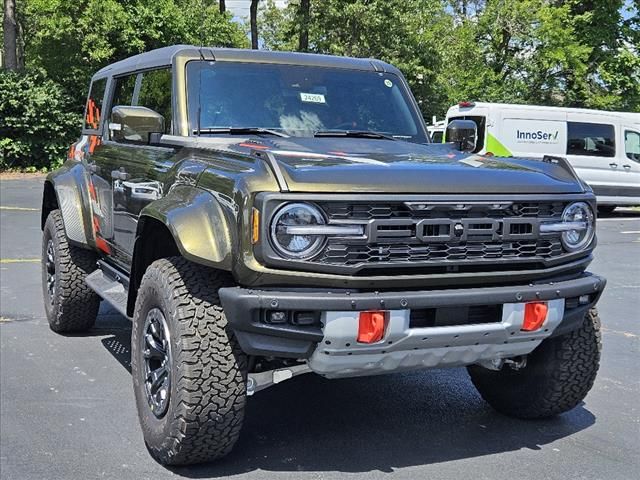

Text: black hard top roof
xmin=93 ymin=45 xmax=400 ymax=80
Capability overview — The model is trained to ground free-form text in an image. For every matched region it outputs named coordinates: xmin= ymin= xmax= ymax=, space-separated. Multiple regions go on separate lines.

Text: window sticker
xmin=300 ymin=92 xmax=326 ymax=104
xmin=384 ymin=79 xmax=393 ymax=88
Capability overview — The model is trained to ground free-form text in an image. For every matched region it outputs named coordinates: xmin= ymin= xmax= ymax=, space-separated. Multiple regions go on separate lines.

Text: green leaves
xmin=0 ymin=71 xmax=80 ymax=170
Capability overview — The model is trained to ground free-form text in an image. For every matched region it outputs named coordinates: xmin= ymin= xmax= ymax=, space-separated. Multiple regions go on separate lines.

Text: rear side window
xmin=137 ymin=69 xmax=172 ymax=133
xmin=567 ymin=122 xmax=615 ymax=157
xmin=626 ymin=131 xmax=640 ymax=162
xmin=84 ymin=78 xmax=107 ymax=130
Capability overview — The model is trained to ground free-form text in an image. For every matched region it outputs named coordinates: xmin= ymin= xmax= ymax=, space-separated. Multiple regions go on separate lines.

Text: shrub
xmin=0 ymin=71 xmax=81 ymax=171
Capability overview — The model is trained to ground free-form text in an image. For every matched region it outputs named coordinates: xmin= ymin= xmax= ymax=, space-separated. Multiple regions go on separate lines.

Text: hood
xmin=230 ymin=137 xmax=585 ymax=194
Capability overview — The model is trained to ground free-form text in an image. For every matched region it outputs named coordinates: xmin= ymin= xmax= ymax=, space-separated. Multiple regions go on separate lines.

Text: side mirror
xmin=446 ymin=119 xmax=477 ymax=152
xmin=109 ymin=106 xmax=164 ymax=144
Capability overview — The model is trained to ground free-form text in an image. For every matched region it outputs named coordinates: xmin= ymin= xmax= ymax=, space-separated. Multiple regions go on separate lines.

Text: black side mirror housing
xmin=446 ymin=119 xmax=477 ymax=152
xmin=109 ymin=106 xmax=165 ymax=144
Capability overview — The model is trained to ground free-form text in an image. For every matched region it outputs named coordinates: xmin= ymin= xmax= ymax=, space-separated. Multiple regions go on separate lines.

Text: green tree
xmin=259 ymin=0 xmax=449 ymax=119
xmin=22 ymin=0 xmax=248 ymax=108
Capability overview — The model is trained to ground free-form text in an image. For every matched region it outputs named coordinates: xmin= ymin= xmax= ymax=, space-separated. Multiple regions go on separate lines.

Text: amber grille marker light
xmin=252 ymin=208 xmax=260 ymax=244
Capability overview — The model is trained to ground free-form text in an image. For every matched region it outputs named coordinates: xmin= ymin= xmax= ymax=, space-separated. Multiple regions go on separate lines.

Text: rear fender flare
xmin=42 ymin=162 xmax=95 ymax=247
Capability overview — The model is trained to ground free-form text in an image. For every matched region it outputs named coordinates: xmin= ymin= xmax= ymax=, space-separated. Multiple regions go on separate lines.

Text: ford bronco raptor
xmin=41 ymin=46 xmax=605 ymax=466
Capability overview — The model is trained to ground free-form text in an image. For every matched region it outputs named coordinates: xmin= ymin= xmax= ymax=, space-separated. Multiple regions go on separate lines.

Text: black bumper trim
xmin=219 ymin=272 xmax=606 ymax=358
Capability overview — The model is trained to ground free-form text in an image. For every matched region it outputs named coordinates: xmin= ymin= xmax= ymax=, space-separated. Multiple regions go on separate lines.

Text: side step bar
xmin=85 ymin=261 xmax=130 ymax=319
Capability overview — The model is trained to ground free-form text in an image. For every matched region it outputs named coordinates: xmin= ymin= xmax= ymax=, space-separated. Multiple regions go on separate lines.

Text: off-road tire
xmin=467 ymin=308 xmax=601 ymax=419
xmin=131 ymin=257 xmax=247 ymax=466
xmin=41 ymin=209 xmax=100 ymax=333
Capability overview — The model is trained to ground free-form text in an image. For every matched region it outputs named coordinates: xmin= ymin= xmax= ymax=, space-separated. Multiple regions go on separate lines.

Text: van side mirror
xmin=109 ymin=106 xmax=164 ymax=144
xmin=446 ymin=119 xmax=477 ymax=152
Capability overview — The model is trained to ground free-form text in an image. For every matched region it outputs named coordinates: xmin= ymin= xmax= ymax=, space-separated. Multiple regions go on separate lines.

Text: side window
xmin=626 ymin=131 xmax=640 ymax=162
xmin=112 ymin=74 xmax=137 ymax=109
xmin=84 ymin=78 xmax=107 ymax=131
xmin=566 ymin=122 xmax=615 ymax=157
xmin=108 ymin=74 xmax=138 ymax=142
xmin=138 ymin=69 xmax=172 ymax=134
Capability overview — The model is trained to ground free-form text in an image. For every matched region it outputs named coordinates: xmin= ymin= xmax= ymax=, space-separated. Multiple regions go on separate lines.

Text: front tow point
xmin=357 ymin=311 xmax=388 ymax=343
xmin=522 ymin=302 xmax=548 ymax=331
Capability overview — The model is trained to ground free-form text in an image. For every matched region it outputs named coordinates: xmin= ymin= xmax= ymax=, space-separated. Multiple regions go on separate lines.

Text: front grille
xmin=318 ymin=201 xmax=565 ymax=220
xmin=310 ymin=200 xmax=568 ymax=270
xmin=319 ymin=239 xmax=563 ymax=265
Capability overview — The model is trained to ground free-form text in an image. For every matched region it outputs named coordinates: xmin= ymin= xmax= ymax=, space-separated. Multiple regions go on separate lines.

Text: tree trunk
xmin=219 ymin=0 xmax=225 ymax=14
xmin=297 ymin=0 xmax=310 ymax=52
xmin=3 ymin=0 xmax=18 ymax=70
xmin=250 ymin=0 xmax=259 ymax=49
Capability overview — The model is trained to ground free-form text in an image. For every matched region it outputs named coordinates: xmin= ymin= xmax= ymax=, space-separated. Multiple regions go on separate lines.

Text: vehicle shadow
xmin=171 ymin=370 xmax=595 ymax=477
xmin=598 ymin=208 xmax=640 ymax=218
xmin=93 ymin=309 xmax=596 ymax=477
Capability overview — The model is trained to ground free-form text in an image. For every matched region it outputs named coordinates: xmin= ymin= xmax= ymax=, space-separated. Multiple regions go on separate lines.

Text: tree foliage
xmin=259 ymin=0 xmax=639 ymax=118
xmin=0 ymin=0 xmax=638 ymax=171
xmin=0 ymin=71 xmax=80 ymax=170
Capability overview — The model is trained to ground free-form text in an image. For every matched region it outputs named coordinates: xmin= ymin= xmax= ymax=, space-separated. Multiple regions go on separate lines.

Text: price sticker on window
xmin=300 ymin=92 xmax=326 ymax=104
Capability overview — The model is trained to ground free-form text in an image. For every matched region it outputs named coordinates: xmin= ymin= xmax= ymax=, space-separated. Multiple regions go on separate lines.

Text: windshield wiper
xmin=194 ymin=127 xmax=289 ymax=138
xmin=313 ymin=130 xmax=396 ymax=141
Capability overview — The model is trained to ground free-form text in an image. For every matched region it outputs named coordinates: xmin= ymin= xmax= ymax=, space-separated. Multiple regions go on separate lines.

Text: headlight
xmin=560 ymin=202 xmax=594 ymax=251
xmin=270 ymin=203 xmax=326 ymax=259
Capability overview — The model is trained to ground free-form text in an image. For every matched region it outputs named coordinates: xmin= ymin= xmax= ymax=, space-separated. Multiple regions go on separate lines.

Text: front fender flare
xmin=138 ymin=186 xmax=235 ymax=270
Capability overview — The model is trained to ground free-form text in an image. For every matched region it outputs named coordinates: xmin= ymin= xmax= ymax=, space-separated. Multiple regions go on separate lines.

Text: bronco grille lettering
xmin=367 ymin=218 xmax=540 ymax=243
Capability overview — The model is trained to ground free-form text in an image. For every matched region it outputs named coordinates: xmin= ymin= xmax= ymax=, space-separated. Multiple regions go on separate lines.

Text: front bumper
xmin=219 ymin=273 xmax=605 ymax=375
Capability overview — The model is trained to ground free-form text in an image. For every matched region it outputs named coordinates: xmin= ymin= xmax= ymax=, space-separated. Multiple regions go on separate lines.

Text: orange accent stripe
xmin=95 ymin=236 xmax=111 ymax=254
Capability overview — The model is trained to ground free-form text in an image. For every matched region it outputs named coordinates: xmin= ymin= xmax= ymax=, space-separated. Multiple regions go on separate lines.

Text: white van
xmin=444 ymin=102 xmax=640 ymax=210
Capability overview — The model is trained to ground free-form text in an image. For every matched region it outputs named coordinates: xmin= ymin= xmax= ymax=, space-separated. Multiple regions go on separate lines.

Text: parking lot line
xmin=0 ymin=258 xmax=40 ymax=264
xmin=0 ymin=206 xmax=39 ymax=211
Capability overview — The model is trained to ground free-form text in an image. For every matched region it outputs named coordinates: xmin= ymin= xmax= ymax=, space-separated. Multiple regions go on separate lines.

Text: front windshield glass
xmin=186 ymin=61 xmax=428 ymax=143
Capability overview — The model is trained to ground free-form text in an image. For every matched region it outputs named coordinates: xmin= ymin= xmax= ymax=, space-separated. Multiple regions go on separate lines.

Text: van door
xmin=497 ymin=109 xmax=567 ymax=158
xmin=565 ymin=117 xmax=639 ymax=204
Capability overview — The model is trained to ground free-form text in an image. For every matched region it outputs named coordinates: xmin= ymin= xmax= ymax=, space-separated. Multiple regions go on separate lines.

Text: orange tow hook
xmin=357 ymin=311 xmax=388 ymax=344
xmin=522 ymin=302 xmax=548 ymax=331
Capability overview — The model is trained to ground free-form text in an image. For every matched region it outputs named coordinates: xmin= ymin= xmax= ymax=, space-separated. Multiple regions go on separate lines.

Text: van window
xmin=447 ymin=116 xmax=485 ymax=153
xmin=566 ymin=122 xmax=615 ymax=157
xmin=137 ymin=69 xmax=172 ymax=133
xmin=625 ymin=131 xmax=640 ymax=162
xmin=84 ymin=78 xmax=107 ymax=131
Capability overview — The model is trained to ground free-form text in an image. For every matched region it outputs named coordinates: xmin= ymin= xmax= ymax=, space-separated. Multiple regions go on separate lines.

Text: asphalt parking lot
xmin=1 ymin=175 xmax=639 ymax=480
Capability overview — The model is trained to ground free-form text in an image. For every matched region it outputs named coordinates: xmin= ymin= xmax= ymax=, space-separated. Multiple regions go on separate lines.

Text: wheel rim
xmin=45 ymin=239 xmax=56 ymax=304
xmin=141 ymin=308 xmax=172 ymax=418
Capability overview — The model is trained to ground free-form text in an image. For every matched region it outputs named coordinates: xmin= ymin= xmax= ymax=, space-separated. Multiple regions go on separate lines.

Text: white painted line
xmin=597 ymin=217 xmax=640 ymax=222
xmin=0 ymin=206 xmax=39 ymax=212
xmin=620 ymin=231 xmax=640 ymax=234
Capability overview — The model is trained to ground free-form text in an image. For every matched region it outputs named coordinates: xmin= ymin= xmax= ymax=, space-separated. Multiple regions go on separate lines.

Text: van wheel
xmin=41 ymin=210 xmax=100 ymax=333
xmin=131 ymin=257 xmax=247 ymax=466
xmin=467 ymin=308 xmax=601 ymax=419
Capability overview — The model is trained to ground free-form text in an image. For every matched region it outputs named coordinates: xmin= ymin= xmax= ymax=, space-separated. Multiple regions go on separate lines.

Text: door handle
xmin=609 ymin=162 xmax=618 ymax=168
xmin=623 ymin=164 xmax=631 ymax=170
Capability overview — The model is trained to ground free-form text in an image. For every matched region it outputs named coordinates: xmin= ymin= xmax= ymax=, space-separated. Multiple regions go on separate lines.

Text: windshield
xmin=186 ymin=61 xmax=428 ymax=143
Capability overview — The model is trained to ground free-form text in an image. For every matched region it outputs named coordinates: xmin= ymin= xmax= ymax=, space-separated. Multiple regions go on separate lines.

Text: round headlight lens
xmin=561 ymin=202 xmax=594 ymax=251
xmin=270 ymin=203 xmax=326 ymax=259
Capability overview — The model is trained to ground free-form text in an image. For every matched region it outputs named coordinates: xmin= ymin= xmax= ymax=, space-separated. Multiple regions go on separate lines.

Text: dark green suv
xmin=41 ymin=45 xmax=605 ymax=466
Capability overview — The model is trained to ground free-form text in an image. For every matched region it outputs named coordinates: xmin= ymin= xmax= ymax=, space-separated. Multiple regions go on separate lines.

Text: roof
xmin=447 ymin=102 xmax=640 ymax=121
xmin=93 ymin=45 xmax=400 ymax=79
